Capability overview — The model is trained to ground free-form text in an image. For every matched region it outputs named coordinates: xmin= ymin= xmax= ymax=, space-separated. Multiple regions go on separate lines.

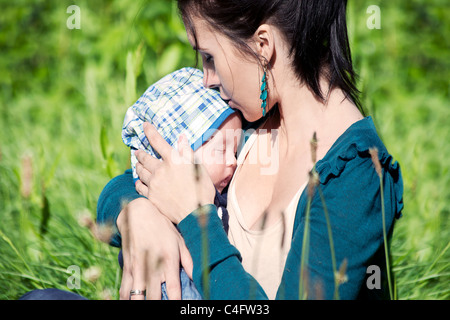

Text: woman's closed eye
xmin=202 ymin=53 xmax=214 ymax=65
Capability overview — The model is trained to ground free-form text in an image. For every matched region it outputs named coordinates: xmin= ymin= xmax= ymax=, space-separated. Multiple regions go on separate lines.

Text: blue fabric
xmin=96 ymin=168 xmax=144 ymax=248
xmin=161 ymin=268 xmax=202 ymax=300
xmin=19 ymin=288 xmax=88 ymax=300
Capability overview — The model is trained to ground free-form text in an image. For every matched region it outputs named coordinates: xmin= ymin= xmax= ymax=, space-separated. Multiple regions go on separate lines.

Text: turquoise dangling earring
xmin=260 ymin=65 xmax=268 ymax=117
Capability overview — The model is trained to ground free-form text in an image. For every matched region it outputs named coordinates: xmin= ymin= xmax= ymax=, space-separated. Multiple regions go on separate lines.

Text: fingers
xmin=147 ymin=272 xmax=163 ymax=300
xmin=120 ymin=265 xmax=146 ymax=300
xmin=129 ymin=285 xmax=147 ymax=300
xmin=180 ymin=240 xmax=194 ymax=280
xmin=129 ymin=256 xmax=149 ymax=300
xmin=121 ymin=252 xmax=163 ymax=300
xmin=164 ymin=256 xmax=182 ymax=300
xmin=143 ymin=122 xmax=173 ymax=160
xmin=136 ymin=161 xmax=152 ymax=183
xmin=124 ymin=252 xmax=186 ymax=300
xmin=119 ymin=267 xmax=133 ymax=300
xmin=135 ymin=149 xmax=161 ymax=175
xmin=135 ymin=179 xmax=144 ymax=196
xmin=135 ymin=172 xmax=150 ymax=197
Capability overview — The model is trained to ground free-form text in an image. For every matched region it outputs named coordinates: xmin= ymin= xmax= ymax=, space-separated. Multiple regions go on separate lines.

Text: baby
xmin=121 ymin=67 xmax=242 ymax=299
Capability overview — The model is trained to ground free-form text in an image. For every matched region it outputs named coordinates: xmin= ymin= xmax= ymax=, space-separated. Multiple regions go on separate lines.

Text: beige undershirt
xmin=227 ymin=130 xmax=306 ymax=299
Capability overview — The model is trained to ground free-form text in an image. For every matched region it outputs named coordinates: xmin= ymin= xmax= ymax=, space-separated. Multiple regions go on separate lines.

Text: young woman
xmin=98 ymin=0 xmax=403 ymax=300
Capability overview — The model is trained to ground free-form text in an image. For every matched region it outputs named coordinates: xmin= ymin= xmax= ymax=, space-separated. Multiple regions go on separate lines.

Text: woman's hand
xmin=117 ymin=197 xmax=193 ymax=300
xmin=135 ymin=122 xmax=216 ymax=224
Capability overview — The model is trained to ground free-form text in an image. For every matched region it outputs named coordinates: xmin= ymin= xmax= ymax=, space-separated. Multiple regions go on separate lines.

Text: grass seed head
xmin=369 ymin=147 xmax=382 ymax=177
xmin=310 ymin=132 xmax=318 ymax=164
xmin=84 ymin=266 xmax=102 ymax=283
xmin=20 ymin=154 xmax=33 ymax=199
xmin=196 ymin=205 xmax=209 ymax=228
xmin=335 ymin=258 xmax=349 ymax=285
xmin=307 ymin=170 xmax=319 ymax=198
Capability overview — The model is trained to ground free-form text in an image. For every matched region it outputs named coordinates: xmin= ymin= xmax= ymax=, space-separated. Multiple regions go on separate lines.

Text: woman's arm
xmin=177 ymin=205 xmax=268 ymax=299
xmin=96 ymin=169 xmax=193 ymax=300
xmin=96 ymin=169 xmax=144 ymax=247
xmin=117 ymin=197 xmax=193 ymax=300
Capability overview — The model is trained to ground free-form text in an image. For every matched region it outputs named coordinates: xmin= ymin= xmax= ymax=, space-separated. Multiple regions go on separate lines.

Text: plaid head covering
xmin=122 ymin=67 xmax=235 ymax=181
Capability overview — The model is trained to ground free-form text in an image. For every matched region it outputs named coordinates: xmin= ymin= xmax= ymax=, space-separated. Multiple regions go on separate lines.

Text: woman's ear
xmin=254 ymin=24 xmax=275 ymax=66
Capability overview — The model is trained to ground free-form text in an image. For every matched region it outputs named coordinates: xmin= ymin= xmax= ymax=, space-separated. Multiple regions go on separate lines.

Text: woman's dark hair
xmin=177 ymin=0 xmax=362 ymax=112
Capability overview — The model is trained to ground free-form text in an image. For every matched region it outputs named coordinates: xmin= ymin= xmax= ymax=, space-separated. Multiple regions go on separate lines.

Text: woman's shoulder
xmin=315 ymin=116 xmax=401 ymax=185
xmin=303 ymin=116 xmax=404 ymax=223
xmin=292 ymin=115 xmax=404 ymax=233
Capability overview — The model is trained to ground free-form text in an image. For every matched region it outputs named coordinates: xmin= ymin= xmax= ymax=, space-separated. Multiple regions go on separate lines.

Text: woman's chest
xmin=233 ymin=143 xmax=310 ymax=230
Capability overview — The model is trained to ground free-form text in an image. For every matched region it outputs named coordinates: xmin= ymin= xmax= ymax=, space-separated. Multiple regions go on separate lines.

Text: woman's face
xmin=186 ymin=17 xmax=264 ymax=122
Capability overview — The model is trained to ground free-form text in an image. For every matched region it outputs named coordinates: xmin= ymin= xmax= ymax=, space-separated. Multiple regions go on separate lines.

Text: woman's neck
xmin=270 ymin=77 xmax=363 ymax=161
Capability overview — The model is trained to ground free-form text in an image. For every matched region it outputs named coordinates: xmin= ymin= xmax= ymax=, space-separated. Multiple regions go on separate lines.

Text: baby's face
xmin=194 ymin=113 xmax=242 ymax=193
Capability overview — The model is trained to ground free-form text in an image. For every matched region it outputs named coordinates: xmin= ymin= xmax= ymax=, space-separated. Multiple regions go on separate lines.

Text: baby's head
xmin=194 ymin=112 xmax=242 ymax=193
xmin=122 ymin=67 xmax=243 ymax=193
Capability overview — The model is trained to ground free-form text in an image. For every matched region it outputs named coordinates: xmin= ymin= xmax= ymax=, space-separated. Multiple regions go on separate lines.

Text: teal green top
xmin=97 ymin=116 xmax=404 ymax=299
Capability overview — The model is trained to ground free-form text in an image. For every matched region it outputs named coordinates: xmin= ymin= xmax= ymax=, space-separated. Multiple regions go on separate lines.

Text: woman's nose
xmin=203 ymin=68 xmax=220 ymax=89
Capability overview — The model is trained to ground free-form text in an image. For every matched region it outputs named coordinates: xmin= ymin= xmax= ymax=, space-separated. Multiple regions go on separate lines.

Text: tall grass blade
xmin=299 ymin=184 xmax=312 ymax=299
xmin=370 ymin=147 xmax=394 ymax=300
xmin=317 ymin=186 xmax=340 ymax=299
xmin=0 ymin=229 xmax=43 ymax=288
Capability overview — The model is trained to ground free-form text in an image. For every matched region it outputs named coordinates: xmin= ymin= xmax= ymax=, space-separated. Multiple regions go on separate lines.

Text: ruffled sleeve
xmin=315 ymin=116 xmax=403 ymax=218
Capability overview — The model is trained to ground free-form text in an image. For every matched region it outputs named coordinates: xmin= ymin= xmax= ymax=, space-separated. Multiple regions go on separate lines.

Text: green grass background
xmin=0 ymin=0 xmax=448 ymax=300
